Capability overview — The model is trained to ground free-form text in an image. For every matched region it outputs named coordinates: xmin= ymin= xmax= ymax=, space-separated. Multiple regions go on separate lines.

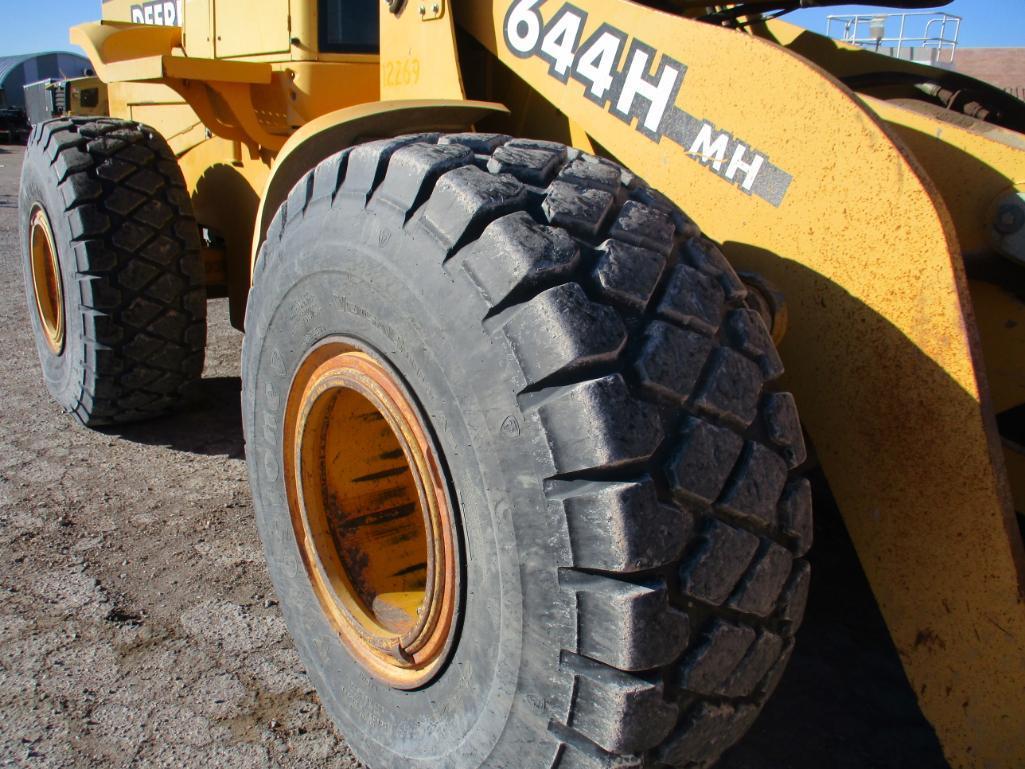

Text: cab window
xmin=319 ymin=0 xmax=380 ymax=54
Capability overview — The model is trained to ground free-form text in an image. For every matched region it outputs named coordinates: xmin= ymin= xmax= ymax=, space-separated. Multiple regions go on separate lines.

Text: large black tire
xmin=19 ymin=118 xmax=206 ymax=426
xmin=242 ymin=134 xmax=812 ymax=769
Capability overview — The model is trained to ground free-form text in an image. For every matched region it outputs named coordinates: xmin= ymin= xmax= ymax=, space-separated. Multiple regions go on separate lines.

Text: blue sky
xmin=786 ymin=2 xmax=1025 ymax=48
xmin=0 ymin=1 xmax=1021 ymax=57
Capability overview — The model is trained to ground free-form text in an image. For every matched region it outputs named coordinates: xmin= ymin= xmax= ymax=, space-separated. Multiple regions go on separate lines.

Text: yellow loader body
xmin=71 ymin=2 xmax=1025 ymax=766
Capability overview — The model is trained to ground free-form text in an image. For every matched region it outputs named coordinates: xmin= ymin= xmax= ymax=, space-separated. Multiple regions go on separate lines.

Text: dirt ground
xmin=0 ymin=144 xmax=951 ymax=769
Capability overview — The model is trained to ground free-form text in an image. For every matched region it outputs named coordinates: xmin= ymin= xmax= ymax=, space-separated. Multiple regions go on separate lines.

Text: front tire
xmin=242 ymin=134 xmax=812 ymax=769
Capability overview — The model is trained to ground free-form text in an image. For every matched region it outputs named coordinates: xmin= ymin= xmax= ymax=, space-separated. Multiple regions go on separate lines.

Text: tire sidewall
xmin=242 ymin=198 xmax=574 ymax=769
xmin=19 ymin=136 xmax=86 ymax=412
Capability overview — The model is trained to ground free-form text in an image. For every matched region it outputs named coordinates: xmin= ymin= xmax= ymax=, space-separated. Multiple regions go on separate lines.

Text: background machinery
xmin=23 ymin=75 xmax=109 ymax=127
xmin=16 ymin=1 xmax=1025 ymax=768
xmin=0 ymin=88 xmax=27 ymax=143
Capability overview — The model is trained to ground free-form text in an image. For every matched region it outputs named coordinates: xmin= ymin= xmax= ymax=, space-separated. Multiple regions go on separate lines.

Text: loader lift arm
xmin=451 ymin=2 xmax=1025 ymax=767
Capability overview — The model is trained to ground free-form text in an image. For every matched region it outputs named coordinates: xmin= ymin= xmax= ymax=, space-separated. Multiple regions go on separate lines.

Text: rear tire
xmin=242 ymin=134 xmax=812 ymax=769
xmin=18 ymin=118 xmax=206 ymax=426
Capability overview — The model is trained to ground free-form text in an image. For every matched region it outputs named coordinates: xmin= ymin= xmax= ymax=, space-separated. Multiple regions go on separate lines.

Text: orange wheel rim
xmin=283 ymin=340 xmax=460 ymax=689
xmin=29 ymin=206 xmax=64 ymax=355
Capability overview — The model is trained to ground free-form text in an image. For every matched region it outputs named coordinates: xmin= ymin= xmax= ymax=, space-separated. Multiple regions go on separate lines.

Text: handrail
xmin=825 ymin=11 xmax=962 ymax=64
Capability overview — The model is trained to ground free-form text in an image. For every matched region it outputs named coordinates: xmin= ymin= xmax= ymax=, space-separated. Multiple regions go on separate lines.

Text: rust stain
xmin=913 ymin=628 xmax=948 ymax=652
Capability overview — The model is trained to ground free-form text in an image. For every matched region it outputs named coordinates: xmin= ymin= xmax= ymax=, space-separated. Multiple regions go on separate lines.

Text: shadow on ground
xmin=103 ymin=373 xmax=952 ymax=768
xmin=103 ymin=376 xmax=245 ymax=459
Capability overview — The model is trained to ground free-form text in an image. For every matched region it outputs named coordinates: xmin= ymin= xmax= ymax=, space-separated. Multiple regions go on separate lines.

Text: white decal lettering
xmin=540 ymin=10 xmax=584 ymax=78
xmin=500 ymin=1 xmax=792 ymax=205
xmin=689 ymin=123 xmax=730 ymax=171
xmin=505 ymin=0 xmax=544 ymax=56
xmin=573 ymin=29 xmax=622 ymax=102
xmin=615 ymin=49 xmax=680 ymax=133
xmin=131 ymin=1 xmax=182 ymax=27
xmin=725 ymin=144 xmax=765 ymax=192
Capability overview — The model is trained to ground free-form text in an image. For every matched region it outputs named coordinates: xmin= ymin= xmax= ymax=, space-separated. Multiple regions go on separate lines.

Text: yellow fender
xmin=247 ymin=99 xmax=509 ymax=280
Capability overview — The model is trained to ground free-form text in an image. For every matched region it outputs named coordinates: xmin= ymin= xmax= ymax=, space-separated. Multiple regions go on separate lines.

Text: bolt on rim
xmin=283 ymin=340 xmax=460 ymax=689
xmin=28 ymin=206 xmax=65 ymax=355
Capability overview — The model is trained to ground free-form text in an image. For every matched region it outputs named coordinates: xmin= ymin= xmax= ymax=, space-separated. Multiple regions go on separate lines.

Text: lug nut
xmin=996 ymin=204 xmax=1025 ymax=236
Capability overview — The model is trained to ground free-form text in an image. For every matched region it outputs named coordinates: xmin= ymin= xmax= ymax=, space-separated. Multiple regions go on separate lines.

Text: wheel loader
xmin=15 ymin=1 xmax=1025 ymax=767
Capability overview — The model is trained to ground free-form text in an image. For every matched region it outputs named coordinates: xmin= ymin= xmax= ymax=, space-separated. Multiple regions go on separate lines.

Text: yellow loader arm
xmin=439 ymin=2 xmax=1025 ymax=767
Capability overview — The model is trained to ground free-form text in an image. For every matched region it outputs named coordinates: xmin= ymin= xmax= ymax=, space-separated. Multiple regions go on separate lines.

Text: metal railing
xmin=826 ymin=12 xmax=962 ymax=65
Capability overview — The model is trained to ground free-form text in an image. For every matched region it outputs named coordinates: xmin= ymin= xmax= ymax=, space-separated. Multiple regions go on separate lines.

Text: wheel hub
xmin=283 ymin=341 xmax=460 ymax=689
xmin=28 ymin=206 xmax=64 ymax=355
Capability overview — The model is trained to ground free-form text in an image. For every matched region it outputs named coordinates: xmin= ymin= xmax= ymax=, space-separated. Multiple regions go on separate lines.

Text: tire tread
xmin=26 ymin=117 xmax=205 ymax=426
xmin=249 ymin=134 xmax=811 ymax=769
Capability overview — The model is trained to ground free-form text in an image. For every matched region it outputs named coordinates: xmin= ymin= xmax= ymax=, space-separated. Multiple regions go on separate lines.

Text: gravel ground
xmin=0 ymin=143 xmax=951 ymax=769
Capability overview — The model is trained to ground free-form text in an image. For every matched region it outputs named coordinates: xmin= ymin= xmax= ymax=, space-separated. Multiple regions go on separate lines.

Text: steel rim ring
xmin=29 ymin=205 xmax=65 ymax=355
xmin=283 ymin=339 xmax=460 ymax=689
